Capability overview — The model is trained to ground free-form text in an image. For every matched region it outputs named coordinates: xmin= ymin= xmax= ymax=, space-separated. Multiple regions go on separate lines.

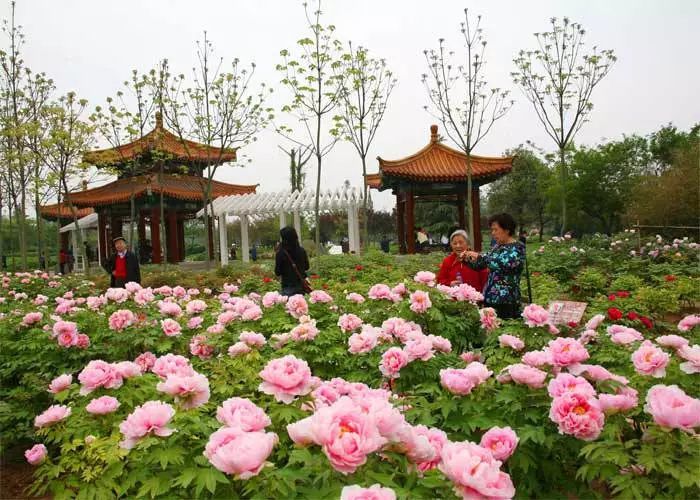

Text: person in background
xmin=103 ymin=236 xmax=141 ymax=288
xmin=416 ymin=227 xmax=429 ymax=252
xmin=250 ymin=244 xmax=258 ymax=262
xmin=436 ymin=229 xmax=488 ymax=290
xmin=464 ymin=213 xmax=525 ymax=319
xmin=230 ymin=243 xmax=237 ymax=261
xmin=59 ymin=248 xmax=68 ymax=274
xmin=380 ymin=236 xmax=391 ymax=253
xmin=440 ymin=234 xmax=449 ymax=252
xmin=519 ymin=230 xmax=528 ymax=246
xmin=275 ymin=226 xmax=310 ymax=296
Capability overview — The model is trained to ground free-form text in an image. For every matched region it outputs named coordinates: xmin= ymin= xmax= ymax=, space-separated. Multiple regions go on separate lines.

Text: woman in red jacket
xmin=437 ymin=230 xmax=488 ymax=291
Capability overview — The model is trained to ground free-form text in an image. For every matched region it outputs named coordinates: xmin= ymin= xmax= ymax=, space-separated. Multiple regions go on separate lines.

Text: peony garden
xmin=1 ymin=232 xmax=699 ymax=499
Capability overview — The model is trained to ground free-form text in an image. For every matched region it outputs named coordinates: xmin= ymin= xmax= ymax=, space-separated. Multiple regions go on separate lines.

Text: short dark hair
xmin=487 ymin=213 xmax=517 ymax=236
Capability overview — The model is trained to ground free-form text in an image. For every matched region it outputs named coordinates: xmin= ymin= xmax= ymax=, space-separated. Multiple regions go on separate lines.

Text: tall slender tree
xmin=423 ymin=9 xmax=513 ymax=245
xmin=276 ymin=0 xmax=346 ymax=260
xmin=278 ymin=144 xmax=312 ymax=192
xmin=338 ymin=43 xmax=396 ymax=249
xmin=512 ymin=17 xmax=616 ymax=235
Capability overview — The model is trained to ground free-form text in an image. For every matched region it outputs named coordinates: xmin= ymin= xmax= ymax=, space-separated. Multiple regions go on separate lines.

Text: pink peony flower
xmin=440 ymin=362 xmax=492 ymax=395
xmin=52 ymin=320 xmax=79 ymax=347
xmin=403 ymin=335 xmax=434 ymax=361
xmin=114 ymin=361 xmax=143 ymax=379
xmin=189 ymin=335 xmax=214 ymax=359
xmin=678 ymin=344 xmax=700 ymax=374
xmin=450 ymin=283 xmax=484 ymax=303
xmin=22 ymin=312 xmax=43 ymax=326
xmin=217 ymin=397 xmax=271 ymax=431
xmin=228 ymin=342 xmax=252 ymax=357
xmin=204 ymin=426 xmax=278 ymax=478
xmin=207 ymin=323 xmax=225 ymax=334
xmin=157 ymin=300 xmax=182 ymax=317
xmin=310 ymin=397 xmax=386 ymax=474
xmin=547 ymin=338 xmax=590 ymax=367
xmin=414 ymin=271 xmax=436 ymax=286
xmin=499 ymin=334 xmax=525 ymax=351
xmin=152 ymin=354 xmax=195 ymax=379
xmin=578 ymin=329 xmax=599 ymax=345
xmin=348 ymin=329 xmax=379 ymax=354
xmin=460 ymin=351 xmax=484 ymax=364
xmin=598 ymin=387 xmax=638 ymax=414
xmin=185 ymin=299 xmax=207 ymax=315
xmin=547 ymin=373 xmax=596 ymax=399
xmin=105 ymin=287 xmax=129 ymax=303
xmin=428 ymin=334 xmax=452 ymax=353
xmin=392 ymin=282 xmax=408 ymax=298
xmin=677 ymin=314 xmax=700 ymax=332
xmin=78 ymin=360 xmax=123 ymax=395
xmin=584 ymin=314 xmax=605 ymax=331
xmin=522 ymin=303 xmax=549 ymax=327
xmin=341 ymin=484 xmax=396 ymax=500
xmin=507 ymin=364 xmax=547 ymax=389
xmin=262 ymin=291 xmax=286 ymax=308
xmin=607 ymin=325 xmax=644 ymax=345
xmin=568 ymin=364 xmax=629 ymax=385
xmin=290 ymin=319 xmax=320 ymax=341
xmin=287 ymin=416 xmax=315 ymax=445
xmin=644 ymin=385 xmax=700 ymax=431
xmin=258 ymin=355 xmax=316 ymax=404
xmin=48 ymin=374 xmax=72 ymax=394
xmin=309 ymin=290 xmax=333 ymax=304
xmin=25 ymin=444 xmax=47 ymax=465
xmin=156 ymin=372 xmax=210 ymax=409
xmin=239 ymin=331 xmax=266 ymax=347
xmin=285 ymin=294 xmax=309 ymax=318
xmin=480 ymin=426 xmax=519 ymax=461
xmin=34 ymin=405 xmax=71 ymax=428
xmin=379 ymin=347 xmax=409 ymax=379
xmin=409 ymin=290 xmax=431 ymax=314
xmin=549 ymin=392 xmax=604 ymax=441
xmin=521 ymin=349 xmax=552 ymax=367
xmin=655 ymin=334 xmax=689 ymax=350
xmin=409 ymin=425 xmax=448 ymax=472
xmin=86 ymin=396 xmax=120 ymax=415
xmin=186 ymin=316 xmax=203 ymax=329
xmin=631 ymin=340 xmax=670 ymax=377
xmin=119 ymin=401 xmax=176 ymax=449
xmin=75 ymin=334 xmax=90 ymax=349
xmin=338 ymin=313 xmax=363 ymax=333
xmin=134 ymin=352 xmax=156 ymax=372
xmin=439 ymin=440 xmax=515 ymax=500
xmin=345 ymin=292 xmax=365 ymax=304
xmin=108 ymin=309 xmax=136 ymax=331
xmin=160 ymin=318 xmax=182 ymax=337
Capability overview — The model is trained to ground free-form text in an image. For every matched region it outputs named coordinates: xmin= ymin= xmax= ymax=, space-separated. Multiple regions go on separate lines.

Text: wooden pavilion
xmin=366 ymin=125 xmax=513 ymax=253
xmin=38 ymin=203 xmax=94 ymax=252
xmin=44 ymin=112 xmax=256 ymax=264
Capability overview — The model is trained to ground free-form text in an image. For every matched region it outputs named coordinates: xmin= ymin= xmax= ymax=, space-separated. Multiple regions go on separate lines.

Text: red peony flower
xmin=615 ymin=291 xmax=630 ymax=298
xmin=607 ymin=308 xmax=623 ymax=321
xmin=322 ymin=283 xmax=329 ymax=290
xmin=665 ymin=275 xmax=677 ymax=282
xmin=626 ymin=311 xmax=639 ymax=321
xmin=567 ymin=321 xmax=579 ymax=328
xmin=640 ymin=316 xmax=653 ymax=329
xmin=355 ymin=264 xmax=363 ymax=271
xmin=310 ymin=274 xmax=320 ymax=280
xmin=608 ymin=294 xmax=616 ymax=301
xmin=263 ymin=277 xmax=272 ymax=283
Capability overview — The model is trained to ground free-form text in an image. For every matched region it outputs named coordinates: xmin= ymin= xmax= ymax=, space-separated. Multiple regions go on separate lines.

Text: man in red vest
xmin=103 ymin=236 xmax=141 ymax=288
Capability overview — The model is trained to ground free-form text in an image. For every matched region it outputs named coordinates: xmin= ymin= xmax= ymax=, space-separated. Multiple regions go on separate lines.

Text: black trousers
xmin=487 ymin=302 xmax=521 ymax=320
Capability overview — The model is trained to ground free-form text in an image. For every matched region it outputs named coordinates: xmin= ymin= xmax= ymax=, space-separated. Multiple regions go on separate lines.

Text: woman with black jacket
xmin=275 ymin=226 xmax=310 ymax=296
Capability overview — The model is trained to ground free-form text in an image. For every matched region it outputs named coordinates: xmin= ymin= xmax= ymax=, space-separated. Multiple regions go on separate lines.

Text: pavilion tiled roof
xmin=367 ymin=125 xmax=513 ymax=187
xmin=67 ymin=174 xmax=257 ymax=207
xmin=83 ymin=112 xmax=237 ymax=167
xmin=39 ymin=204 xmax=94 ymax=221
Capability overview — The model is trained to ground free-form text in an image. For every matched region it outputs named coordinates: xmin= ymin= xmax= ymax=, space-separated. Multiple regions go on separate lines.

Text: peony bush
xmin=0 ymin=235 xmax=698 ymax=499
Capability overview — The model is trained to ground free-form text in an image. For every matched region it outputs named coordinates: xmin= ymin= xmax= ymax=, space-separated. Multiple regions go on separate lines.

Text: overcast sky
xmin=5 ymin=0 xmax=699 ymax=211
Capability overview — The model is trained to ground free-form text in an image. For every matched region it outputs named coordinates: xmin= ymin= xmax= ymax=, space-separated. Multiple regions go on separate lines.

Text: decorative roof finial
xmin=430 ymin=124 xmax=439 ymax=143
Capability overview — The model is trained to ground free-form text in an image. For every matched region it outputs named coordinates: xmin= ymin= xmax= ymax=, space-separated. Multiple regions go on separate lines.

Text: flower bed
xmin=1 ymin=234 xmax=699 ymax=499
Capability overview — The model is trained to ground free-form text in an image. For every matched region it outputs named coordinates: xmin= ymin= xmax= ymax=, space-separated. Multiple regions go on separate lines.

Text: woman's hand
xmin=463 ymin=251 xmax=479 ymax=261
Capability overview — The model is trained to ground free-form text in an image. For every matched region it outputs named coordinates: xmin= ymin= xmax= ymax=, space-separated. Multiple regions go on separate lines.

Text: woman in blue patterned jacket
xmin=463 ymin=213 xmax=525 ymax=319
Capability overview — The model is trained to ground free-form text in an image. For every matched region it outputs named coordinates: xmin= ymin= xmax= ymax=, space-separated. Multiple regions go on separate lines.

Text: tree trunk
xmin=314 ymin=150 xmax=322 ymax=270
xmin=17 ymin=181 xmax=27 ymax=269
xmin=0 ymin=177 xmax=4 ymax=270
xmin=63 ymin=179 xmax=90 ymax=277
xmin=559 ymin=146 xmax=567 ymax=237
xmin=159 ymin=164 xmax=167 ymax=266
xmin=465 ymin=153 xmax=475 ymax=246
xmin=361 ymin=153 xmax=369 ymax=251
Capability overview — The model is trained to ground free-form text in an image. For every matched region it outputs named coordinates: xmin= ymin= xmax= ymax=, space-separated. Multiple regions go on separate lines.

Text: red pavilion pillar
xmin=177 ymin=218 xmax=186 ymax=261
xmin=166 ymin=210 xmax=178 ymax=264
xmin=150 ymin=208 xmax=162 ymax=264
xmin=137 ymin=213 xmax=146 ymax=245
xmin=396 ymin=191 xmax=406 ymax=254
xmin=406 ymin=189 xmax=415 ymax=254
xmin=471 ymin=187 xmax=482 ymax=251
xmin=110 ymin=215 xmax=123 ymax=240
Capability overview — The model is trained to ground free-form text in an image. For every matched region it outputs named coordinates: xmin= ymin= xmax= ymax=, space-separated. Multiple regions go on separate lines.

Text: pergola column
xmin=396 ymin=191 xmax=406 ymax=254
xmin=279 ymin=211 xmax=287 ymax=229
xmin=406 ymin=189 xmax=415 ymax=254
xmin=471 ymin=187 xmax=482 ymax=251
xmin=150 ymin=208 xmax=162 ymax=264
xmin=219 ymin=214 xmax=229 ymax=266
xmin=240 ymin=215 xmax=250 ymax=263
xmin=348 ymin=205 xmax=358 ymax=254
xmin=166 ymin=210 xmax=178 ymax=263
xmin=97 ymin=212 xmax=106 ymax=265
xmin=293 ymin=211 xmax=301 ymax=239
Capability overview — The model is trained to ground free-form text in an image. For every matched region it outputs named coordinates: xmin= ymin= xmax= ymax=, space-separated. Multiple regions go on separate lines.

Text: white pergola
xmin=199 ymin=186 xmax=365 ymax=264
xmin=60 ymin=212 xmax=99 ymax=271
